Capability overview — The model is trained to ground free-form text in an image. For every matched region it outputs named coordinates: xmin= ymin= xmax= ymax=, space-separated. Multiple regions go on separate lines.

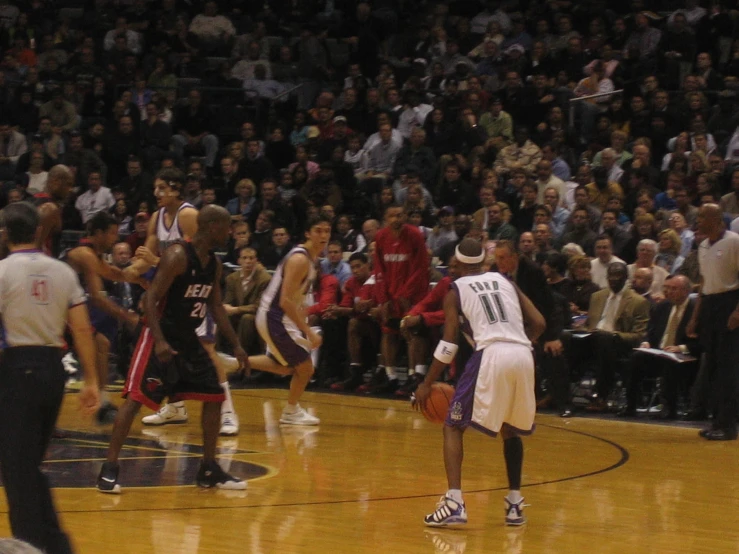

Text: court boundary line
xmin=18 ymin=420 xmax=629 ymax=515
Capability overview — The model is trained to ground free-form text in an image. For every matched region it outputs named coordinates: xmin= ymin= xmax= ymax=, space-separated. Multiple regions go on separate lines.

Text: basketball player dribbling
xmin=134 ymin=168 xmax=240 ymax=436
xmin=245 ymin=214 xmax=332 ymax=425
xmin=414 ymin=238 xmax=545 ymax=527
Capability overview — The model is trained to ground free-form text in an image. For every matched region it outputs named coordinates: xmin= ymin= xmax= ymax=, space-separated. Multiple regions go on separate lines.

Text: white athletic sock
xmin=507 ymin=490 xmax=522 ymax=503
xmin=284 ymin=403 xmax=299 ymax=414
xmin=385 ymin=366 xmax=398 ymax=380
xmin=447 ymin=489 xmax=464 ymax=504
xmin=171 ymin=401 xmax=185 ymax=409
xmin=220 ymin=382 xmax=234 ymax=415
xmin=415 ymin=364 xmax=428 ymax=376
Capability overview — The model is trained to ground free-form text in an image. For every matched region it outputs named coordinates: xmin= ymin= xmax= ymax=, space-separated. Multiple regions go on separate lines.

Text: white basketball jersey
xmin=156 ymin=202 xmax=195 ymax=253
xmin=454 ymin=272 xmax=531 ymax=350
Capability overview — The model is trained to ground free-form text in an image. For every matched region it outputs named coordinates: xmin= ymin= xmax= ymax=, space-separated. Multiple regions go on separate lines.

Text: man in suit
xmin=623 ymin=275 xmax=698 ymax=419
xmin=585 ymin=262 xmax=650 ymax=412
xmin=222 ymin=246 xmax=271 ymax=354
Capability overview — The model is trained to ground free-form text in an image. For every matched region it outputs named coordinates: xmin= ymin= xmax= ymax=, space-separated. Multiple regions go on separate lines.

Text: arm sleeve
xmin=307 ymin=276 xmax=339 ymax=316
xmin=374 ymin=234 xmax=389 ymax=304
xmin=408 ymin=278 xmax=450 ymax=326
xmin=339 ymin=280 xmax=355 ymax=308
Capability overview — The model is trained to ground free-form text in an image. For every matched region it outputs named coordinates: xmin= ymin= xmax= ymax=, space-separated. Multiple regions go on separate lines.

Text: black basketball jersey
xmin=160 ymin=241 xmax=217 ymax=341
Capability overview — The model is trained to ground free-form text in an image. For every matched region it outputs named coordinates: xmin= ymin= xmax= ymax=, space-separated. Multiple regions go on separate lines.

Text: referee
xmin=688 ymin=204 xmax=739 ymax=441
xmin=0 ymin=202 xmax=99 ymax=553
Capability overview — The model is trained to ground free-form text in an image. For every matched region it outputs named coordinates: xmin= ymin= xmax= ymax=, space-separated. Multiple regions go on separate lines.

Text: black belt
xmin=1 ymin=346 xmax=64 ymax=368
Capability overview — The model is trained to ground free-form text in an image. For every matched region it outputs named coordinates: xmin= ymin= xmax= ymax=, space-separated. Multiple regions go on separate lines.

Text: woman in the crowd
xmin=225 ymin=178 xmax=257 ymax=222
xmin=655 ymin=228 xmax=685 ymax=274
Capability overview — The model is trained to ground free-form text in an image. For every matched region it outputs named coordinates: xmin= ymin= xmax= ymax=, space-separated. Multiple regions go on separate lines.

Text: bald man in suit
xmin=585 ymin=262 xmax=650 ymax=412
xmin=223 ymin=246 xmax=271 ymax=353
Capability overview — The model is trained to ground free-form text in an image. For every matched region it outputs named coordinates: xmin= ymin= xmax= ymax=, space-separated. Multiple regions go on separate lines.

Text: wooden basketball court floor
xmin=1 ymin=388 xmax=737 ymax=554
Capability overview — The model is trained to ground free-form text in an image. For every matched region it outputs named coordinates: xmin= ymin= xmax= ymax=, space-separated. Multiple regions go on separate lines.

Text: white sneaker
xmin=62 ymin=352 xmax=79 ymax=375
xmin=141 ymin=403 xmax=188 ymax=426
xmin=217 ymin=352 xmax=241 ymax=372
xmin=219 ymin=411 xmax=239 ymax=436
xmin=279 ymin=405 xmax=320 ymax=426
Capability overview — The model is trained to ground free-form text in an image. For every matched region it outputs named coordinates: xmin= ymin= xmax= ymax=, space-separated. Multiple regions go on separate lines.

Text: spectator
xmin=585 ymin=262 xmax=650 ymax=412
xmin=591 ymin=235 xmax=625 ymax=289
xmin=624 ymin=274 xmax=698 ymax=419
xmin=0 ymin=119 xmax=27 ymax=173
xmin=259 ymin=226 xmax=292 ymax=271
xmin=628 ymin=239 xmax=669 ymax=298
xmin=75 ymin=170 xmax=115 ymax=225
xmin=487 ymin=201 xmax=518 ymax=242
xmin=426 ymin=206 xmax=457 ymax=257
xmin=21 ymin=151 xmax=48 ymax=195
xmin=494 ymin=126 xmax=542 ymax=178
xmin=321 ymin=241 xmax=352 ymax=287
xmin=585 ymin=165 xmax=624 ymax=212
xmin=560 ymin=207 xmax=597 ymax=256
xmin=188 ymin=1 xmax=235 ymax=55
xmin=600 ymin=209 xmax=630 ymax=257
xmin=225 ymin=179 xmax=257 ymax=223
xmin=624 ymin=12 xmax=662 ymax=61
xmin=39 ymin=88 xmax=78 ymax=132
xmin=223 ymin=246 xmax=272 ymax=354
xmin=655 ymin=229 xmax=686 ymax=275
xmin=534 ymin=159 xmax=565 ymax=204
xmin=719 ymin=168 xmax=739 ymax=217
xmin=171 ymin=90 xmax=219 ymax=170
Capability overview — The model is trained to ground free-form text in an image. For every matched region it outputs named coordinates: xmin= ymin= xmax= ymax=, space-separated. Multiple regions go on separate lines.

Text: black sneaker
xmin=196 ymin=461 xmax=247 ymax=490
xmin=96 ymin=402 xmax=118 ymax=425
xmin=370 ymin=377 xmax=399 ymax=395
xmin=97 ymin=461 xmax=121 ymax=494
xmin=395 ymin=373 xmax=424 ymax=398
xmin=356 ymin=368 xmax=387 ymax=394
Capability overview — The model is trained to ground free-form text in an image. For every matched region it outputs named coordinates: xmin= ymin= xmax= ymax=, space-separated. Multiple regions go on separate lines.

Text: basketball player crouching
xmin=97 ymin=206 xmax=249 ymax=493
xmin=415 ymin=238 xmax=545 ymax=527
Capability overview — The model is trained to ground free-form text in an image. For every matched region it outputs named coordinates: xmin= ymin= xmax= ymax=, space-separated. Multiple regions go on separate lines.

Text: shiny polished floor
xmin=0 ymin=388 xmax=737 ymax=554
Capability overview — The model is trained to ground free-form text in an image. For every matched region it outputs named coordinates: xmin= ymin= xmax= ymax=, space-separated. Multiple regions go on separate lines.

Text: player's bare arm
xmin=36 ymin=202 xmax=61 ymax=249
xmin=207 ymin=260 xmax=248 ymax=370
xmin=514 ymin=283 xmax=546 ymax=342
xmin=135 ymin=216 xmax=162 ymax=265
xmin=68 ymin=303 xmax=101 ymax=415
xmin=414 ymin=289 xmax=460 ymax=409
xmin=178 ymin=207 xmax=199 ymax=239
xmin=145 ymin=244 xmax=187 ymax=362
xmin=279 ymin=252 xmax=313 ymax=337
xmin=68 ymin=248 xmax=140 ymax=327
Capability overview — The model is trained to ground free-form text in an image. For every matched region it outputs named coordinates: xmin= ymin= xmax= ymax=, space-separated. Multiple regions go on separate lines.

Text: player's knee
xmin=295 ymin=360 xmax=314 ymax=377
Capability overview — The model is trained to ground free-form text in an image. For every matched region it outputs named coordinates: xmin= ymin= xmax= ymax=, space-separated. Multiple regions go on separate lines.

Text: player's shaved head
xmin=47 ymin=164 xmax=74 ymax=201
xmin=457 ymin=237 xmax=483 ymax=260
xmin=48 ymin=164 xmax=72 ymax=182
xmin=198 ymin=204 xmax=231 ymax=226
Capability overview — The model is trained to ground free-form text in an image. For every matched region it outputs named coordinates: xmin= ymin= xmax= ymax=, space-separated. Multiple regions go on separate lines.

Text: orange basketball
xmin=421 ymin=382 xmax=456 ymax=424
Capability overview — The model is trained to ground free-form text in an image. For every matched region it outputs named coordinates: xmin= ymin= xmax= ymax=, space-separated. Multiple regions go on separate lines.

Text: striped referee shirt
xmin=0 ymin=249 xmax=86 ymax=348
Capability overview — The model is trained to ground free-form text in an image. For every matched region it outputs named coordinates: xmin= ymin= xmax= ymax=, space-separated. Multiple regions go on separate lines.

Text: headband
xmin=455 ymin=244 xmax=485 ymax=264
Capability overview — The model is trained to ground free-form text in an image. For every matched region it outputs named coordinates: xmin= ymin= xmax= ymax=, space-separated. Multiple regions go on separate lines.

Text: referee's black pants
xmin=699 ymin=290 xmax=739 ymax=432
xmin=0 ymin=347 xmax=73 ymax=554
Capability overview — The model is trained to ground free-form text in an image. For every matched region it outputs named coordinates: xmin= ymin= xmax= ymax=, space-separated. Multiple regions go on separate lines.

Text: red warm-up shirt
xmin=407 ymin=276 xmax=453 ymax=327
xmin=306 ymin=274 xmax=339 ymax=316
xmin=340 ymin=273 xmax=379 ymax=318
xmin=374 ymin=224 xmax=429 ymax=307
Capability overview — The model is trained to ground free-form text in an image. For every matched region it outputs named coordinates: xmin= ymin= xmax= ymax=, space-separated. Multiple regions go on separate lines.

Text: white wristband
xmin=434 ymin=340 xmax=458 ymax=364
